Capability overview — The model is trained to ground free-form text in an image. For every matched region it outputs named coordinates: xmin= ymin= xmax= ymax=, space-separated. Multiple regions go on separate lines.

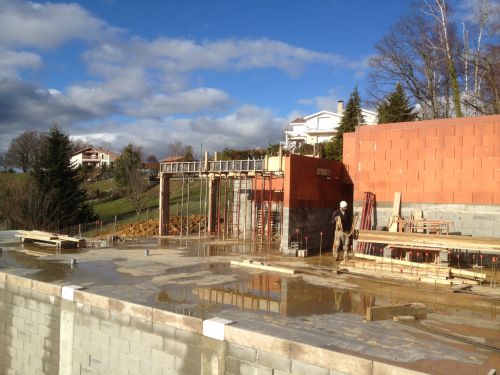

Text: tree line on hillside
xmin=0 ymin=127 xmax=97 ymax=230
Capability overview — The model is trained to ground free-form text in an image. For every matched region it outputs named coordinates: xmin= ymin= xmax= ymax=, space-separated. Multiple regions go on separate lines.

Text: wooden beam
xmin=357 ymin=230 xmax=500 ymax=253
xmin=366 ymin=303 xmax=426 ymax=321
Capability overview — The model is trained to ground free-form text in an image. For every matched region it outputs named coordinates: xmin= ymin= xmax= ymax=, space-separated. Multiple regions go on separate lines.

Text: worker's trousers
xmin=333 ymin=230 xmax=349 ymax=260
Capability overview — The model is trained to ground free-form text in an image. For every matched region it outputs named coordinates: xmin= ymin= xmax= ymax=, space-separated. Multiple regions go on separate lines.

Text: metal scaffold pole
xmin=186 ymin=177 xmax=190 ymax=236
xmin=261 ymin=173 xmax=265 ymax=245
xmin=268 ymin=174 xmax=272 ymax=244
xmin=236 ymin=174 xmax=241 ymax=241
xmin=223 ymin=175 xmax=228 ymax=240
xmin=252 ymin=176 xmax=257 ymax=243
xmin=199 ymin=177 xmax=203 ymax=238
xmin=204 ymin=175 xmax=209 ymax=239
xmin=180 ymin=175 xmax=185 ymax=237
xmin=243 ymin=175 xmax=248 ymax=242
xmin=217 ymin=175 xmax=222 ymax=240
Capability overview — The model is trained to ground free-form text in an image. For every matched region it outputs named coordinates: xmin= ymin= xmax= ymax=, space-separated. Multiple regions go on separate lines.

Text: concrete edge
xmin=224 ymin=325 xmax=291 ymax=357
xmin=110 ymin=298 xmax=152 ymax=321
xmin=74 ymin=290 xmax=110 ymax=310
xmin=152 ymin=307 xmax=202 ymax=334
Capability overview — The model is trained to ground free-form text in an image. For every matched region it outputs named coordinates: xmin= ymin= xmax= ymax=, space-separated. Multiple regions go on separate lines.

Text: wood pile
xmin=95 ymin=215 xmax=206 ymax=238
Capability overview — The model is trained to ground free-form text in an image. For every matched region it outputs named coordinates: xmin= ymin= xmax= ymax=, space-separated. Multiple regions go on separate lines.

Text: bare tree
xmin=165 ymin=141 xmax=194 ymax=160
xmin=114 ymin=144 xmax=149 ymax=216
xmin=368 ymin=0 xmax=498 ymax=118
xmin=5 ymin=131 xmax=43 ymax=172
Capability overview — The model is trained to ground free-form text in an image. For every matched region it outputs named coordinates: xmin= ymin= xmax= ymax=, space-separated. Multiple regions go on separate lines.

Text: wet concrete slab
xmin=0 ymin=230 xmax=499 ymax=374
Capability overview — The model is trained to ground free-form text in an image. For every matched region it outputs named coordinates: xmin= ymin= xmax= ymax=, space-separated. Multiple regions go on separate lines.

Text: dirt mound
xmin=95 ymin=215 xmax=206 ymax=238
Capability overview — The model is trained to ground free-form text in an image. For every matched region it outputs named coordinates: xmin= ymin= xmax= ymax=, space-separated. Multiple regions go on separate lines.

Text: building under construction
xmin=158 ymin=114 xmax=500 ymax=263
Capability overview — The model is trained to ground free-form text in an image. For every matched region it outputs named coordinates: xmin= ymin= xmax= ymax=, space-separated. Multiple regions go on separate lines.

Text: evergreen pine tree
xmin=32 ymin=126 xmax=97 ymax=227
xmin=327 ymin=86 xmax=364 ymax=161
xmin=377 ymin=83 xmax=416 ymax=124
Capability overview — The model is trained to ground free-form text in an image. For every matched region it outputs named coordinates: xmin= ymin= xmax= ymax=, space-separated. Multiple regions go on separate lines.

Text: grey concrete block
xmin=130 ymin=341 xmax=152 ymax=361
xmin=130 ymin=317 xmax=153 ymax=333
xmin=119 ymin=352 xmax=140 ymax=372
xmin=140 ymin=331 xmax=163 ymax=350
xmin=240 ymin=362 xmax=273 ymax=375
xmin=152 ymin=323 xmax=176 ymax=339
xmin=110 ymin=335 xmax=130 ymax=353
xmin=175 ymin=326 xmax=201 ymax=346
xmin=120 ymin=325 xmax=142 ymax=343
xmin=164 ymin=337 xmax=189 ymax=357
xmin=90 ymin=306 xmax=110 ymax=321
xmin=256 ymin=350 xmax=291 ymax=372
xmin=100 ymin=320 xmax=121 ymax=337
xmin=110 ymin=311 xmax=131 ymax=327
xmin=151 ymin=348 xmax=175 ymax=369
xmin=291 ymin=360 xmax=329 ymax=375
xmin=227 ymin=343 xmax=257 ymax=363
xmin=90 ymin=328 xmax=110 ymax=346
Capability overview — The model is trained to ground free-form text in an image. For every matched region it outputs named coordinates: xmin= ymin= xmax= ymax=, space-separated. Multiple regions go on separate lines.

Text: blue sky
xmin=0 ymin=0 xmax=416 ymax=157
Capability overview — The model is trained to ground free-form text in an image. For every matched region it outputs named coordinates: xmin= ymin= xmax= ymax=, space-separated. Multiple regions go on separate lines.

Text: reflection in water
xmin=154 ymin=272 xmax=376 ymax=319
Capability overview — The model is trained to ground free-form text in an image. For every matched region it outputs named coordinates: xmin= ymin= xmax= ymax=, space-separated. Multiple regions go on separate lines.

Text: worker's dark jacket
xmin=331 ymin=210 xmax=353 ymax=233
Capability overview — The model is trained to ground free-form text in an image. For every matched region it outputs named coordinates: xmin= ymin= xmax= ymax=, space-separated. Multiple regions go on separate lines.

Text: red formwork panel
xmin=284 ymin=154 xmax=345 ymax=209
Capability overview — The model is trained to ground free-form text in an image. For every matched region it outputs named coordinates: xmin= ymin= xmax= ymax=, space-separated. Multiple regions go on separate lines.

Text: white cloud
xmin=0 ymin=48 xmax=41 ymax=77
xmin=0 ymin=0 xmax=120 ymax=49
xmin=126 ymin=88 xmax=233 ymax=118
xmin=66 ymin=105 xmax=287 ymax=157
xmin=299 ymin=89 xmax=341 ymax=112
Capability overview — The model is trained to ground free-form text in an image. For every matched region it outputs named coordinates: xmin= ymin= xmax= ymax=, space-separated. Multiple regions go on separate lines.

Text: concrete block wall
xmin=353 ymin=202 xmax=500 ymax=238
xmin=344 ymin=115 xmax=500 ymax=237
xmin=281 ymin=207 xmax=334 ymax=255
xmin=0 ymin=271 xmax=428 ymax=375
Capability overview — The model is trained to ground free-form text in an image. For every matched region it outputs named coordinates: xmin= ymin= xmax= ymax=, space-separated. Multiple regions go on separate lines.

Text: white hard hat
xmin=340 ymin=201 xmax=348 ymax=208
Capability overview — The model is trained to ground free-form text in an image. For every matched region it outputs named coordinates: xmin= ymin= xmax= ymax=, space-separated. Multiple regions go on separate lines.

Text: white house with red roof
xmin=70 ymin=147 xmax=120 ymax=169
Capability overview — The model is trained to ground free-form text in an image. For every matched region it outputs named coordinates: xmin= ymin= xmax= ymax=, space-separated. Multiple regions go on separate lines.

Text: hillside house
xmin=283 ymin=101 xmax=378 ymax=152
xmin=70 ymin=147 xmax=120 ymax=169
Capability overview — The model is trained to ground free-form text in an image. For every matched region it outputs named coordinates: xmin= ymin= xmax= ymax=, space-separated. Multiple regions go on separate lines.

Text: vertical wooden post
xmin=159 ymin=173 xmax=170 ymax=236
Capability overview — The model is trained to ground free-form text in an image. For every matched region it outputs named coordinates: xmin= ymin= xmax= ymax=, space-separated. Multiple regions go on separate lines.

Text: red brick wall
xmin=284 ymin=154 xmax=346 ymax=208
xmin=343 ymin=115 xmax=500 ymax=204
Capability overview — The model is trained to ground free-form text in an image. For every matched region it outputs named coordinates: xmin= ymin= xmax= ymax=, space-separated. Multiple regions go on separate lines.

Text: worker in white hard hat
xmin=331 ymin=201 xmax=353 ymax=261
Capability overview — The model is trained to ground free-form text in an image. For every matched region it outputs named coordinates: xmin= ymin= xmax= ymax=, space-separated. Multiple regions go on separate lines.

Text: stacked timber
xmin=357 ymin=230 xmax=500 ymax=253
xmin=345 ymin=253 xmax=486 ymax=286
xmin=15 ymin=230 xmax=84 ymax=248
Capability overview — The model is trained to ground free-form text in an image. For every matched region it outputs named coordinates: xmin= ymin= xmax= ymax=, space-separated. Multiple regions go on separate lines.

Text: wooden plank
xmin=354 ymin=253 xmax=487 ymax=280
xmin=357 ymin=230 xmax=500 ymax=253
xmin=366 ymin=303 xmax=426 ymax=321
xmin=392 ymin=192 xmax=402 ymax=217
xmin=230 ymin=260 xmax=297 ymax=274
xmin=450 ymin=268 xmax=487 ymax=280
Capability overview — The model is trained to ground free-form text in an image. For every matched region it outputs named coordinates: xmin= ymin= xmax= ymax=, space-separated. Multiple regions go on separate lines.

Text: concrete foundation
xmin=0 ymin=272 xmax=432 ymax=375
xmin=354 ymin=202 xmax=500 ymax=238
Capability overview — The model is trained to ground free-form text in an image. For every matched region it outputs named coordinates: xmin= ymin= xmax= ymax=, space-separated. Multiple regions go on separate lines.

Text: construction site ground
xmin=1 ymin=230 xmax=499 ymax=375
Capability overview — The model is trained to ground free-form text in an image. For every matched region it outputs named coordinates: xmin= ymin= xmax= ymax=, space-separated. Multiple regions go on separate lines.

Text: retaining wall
xmin=0 ymin=271 xmax=426 ymax=375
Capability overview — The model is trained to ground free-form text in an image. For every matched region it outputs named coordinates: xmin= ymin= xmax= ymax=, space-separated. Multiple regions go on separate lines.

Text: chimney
xmin=337 ymin=100 xmax=344 ymax=115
